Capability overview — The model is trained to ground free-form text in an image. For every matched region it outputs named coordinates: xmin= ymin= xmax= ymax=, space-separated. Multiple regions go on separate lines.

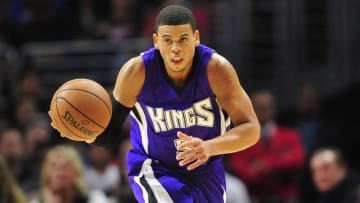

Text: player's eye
xmin=164 ymin=38 xmax=172 ymax=44
xmin=180 ymin=37 xmax=188 ymax=43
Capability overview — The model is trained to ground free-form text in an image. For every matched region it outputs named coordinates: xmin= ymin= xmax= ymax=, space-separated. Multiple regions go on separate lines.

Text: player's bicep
xmin=222 ymin=85 xmax=257 ymax=126
xmin=113 ymin=56 xmax=145 ymax=107
xmin=207 ymin=54 xmax=257 ymax=126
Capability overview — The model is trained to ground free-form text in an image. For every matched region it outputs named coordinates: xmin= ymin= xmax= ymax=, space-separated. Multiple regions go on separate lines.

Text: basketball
xmin=49 ymin=78 xmax=112 ymax=143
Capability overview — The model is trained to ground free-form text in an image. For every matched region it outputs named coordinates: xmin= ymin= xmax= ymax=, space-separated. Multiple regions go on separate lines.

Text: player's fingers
xmin=48 ymin=111 xmax=53 ymax=119
xmin=177 ymin=131 xmax=192 ymax=141
xmin=50 ymin=122 xmax=57 ymax=129
xmin=177 ymin=138 xmax=201 ymax=151
xmin=178 ymin=155 xmax=197 ymax=167
xmin=187 ymin=152 xmax=209 ymax=170
xmin=187 ymin=157 xmax=206 ymax=171
xmin=176 ymin=149 xmax=194 ymax=160
xmin=48 ymin=111 xmax=57 ymax=128
xmin=177 ymin=141 xmax=194 ymax=151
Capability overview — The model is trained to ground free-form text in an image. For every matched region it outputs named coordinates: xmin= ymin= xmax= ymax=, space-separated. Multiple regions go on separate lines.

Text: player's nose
xmin=171 ymin=43 xmax=181 ymax=53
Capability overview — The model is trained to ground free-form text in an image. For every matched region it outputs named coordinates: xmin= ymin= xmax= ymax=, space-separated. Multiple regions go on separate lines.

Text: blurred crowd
xmin=1 ymin=1 xmax=360 ymax=203
xmin=0 ymin=0 xmax=214 ymax=47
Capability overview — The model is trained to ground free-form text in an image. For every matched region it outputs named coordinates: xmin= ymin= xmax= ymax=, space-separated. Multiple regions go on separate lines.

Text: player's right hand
xmin=48 ymin=111 xmax=58 ymax=131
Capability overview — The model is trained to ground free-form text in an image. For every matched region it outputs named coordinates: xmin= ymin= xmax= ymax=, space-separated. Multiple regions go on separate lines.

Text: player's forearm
xmin=92 ymin=103 xmax=131 ymax=151
xmin=206 ymin=121 xmax=260 ymax=156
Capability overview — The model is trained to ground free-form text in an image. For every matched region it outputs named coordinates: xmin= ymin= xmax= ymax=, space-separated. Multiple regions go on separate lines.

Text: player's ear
xmin=194 ymin=30 xmax=200 ymax=46
xmin=153 ymin=33 xmax=159 ymax=49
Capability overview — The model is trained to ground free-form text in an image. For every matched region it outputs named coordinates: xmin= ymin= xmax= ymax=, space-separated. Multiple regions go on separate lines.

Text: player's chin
xmin=169 ymin=64 xmax=186 ymax=72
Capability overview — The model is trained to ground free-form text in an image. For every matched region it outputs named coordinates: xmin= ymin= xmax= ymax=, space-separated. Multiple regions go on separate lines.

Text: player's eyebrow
xmin=161 ymin=33 xmax=190 ymax=39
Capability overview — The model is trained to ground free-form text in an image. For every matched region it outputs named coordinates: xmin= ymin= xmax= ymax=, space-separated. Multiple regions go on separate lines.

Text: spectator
xmin=227 ymin=89 xmax=305 ymax=203
xmin=310 ymin=147 xmax=360 ymax=203
xmin=111 ymin=119 xmax=137 ymax=203
xmin=0 ymin=128 xmax=25 ymax=182
xmin=225 ymin=172 xmax=251 ymax=203
xmin=84 ymin=145 xmax=120 ymax=199
xmin=71 ymin=0 xmax=113 ymax=38
xmin=17 ymin=69 xmax=43 ymax=101
xmin=20 ymin=113 xmax=54 ymax=197
xmin=28 ymin=144 xmax=109 ymax=203
xmin=0 ymin=155 xmax=27 ymax=203
xmin=0 ymin=116 xmax=10 ymax=129
xmin=94 ymin=0 xmax=144 ymax=40
xmin=295 ymin=83 xmax=320 ymax=154
xmin=13 ymin=96 xmax=40 ymax=131
xmin=0 ymin=43 xmax=18 ymax=120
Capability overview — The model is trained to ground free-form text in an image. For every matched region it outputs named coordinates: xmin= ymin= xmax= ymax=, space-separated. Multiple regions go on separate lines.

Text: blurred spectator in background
xmin=109 ymin=118 xmax=136 ymax=203
xmin=75 ymin=0 xmax=111 ymax=37
xmin=13 ymin=0 xmax=81 ymax=46
xmin=225 ymin=172 xmax=251 ymax=203
xmin=94 ymin=0 xmax=144 ymax=40
xmin=0 ymin=155 xmax=27 ymax=203
xmin=23 ymin=114 xmax=52 ymax=160
xmin=114 ymin=137 xmax=137 ymax=203
xmin=186 ymin=0 xmax=214 ymax=46
xmin=13 ymin=96 xmax=40 ymax=131
xmin=17 ymin=69 xmax=43 ymax=100
xmin=29 ymin=144 xmax=109 ymax=203
xmin=227 ymin=89 xmax=305 ymax=203
xmin=0 ymin=128 xmax=25 ymax=182
xmin=16 ymin=66 xmax=51 ymax=114
xmin=0 ymin=116 xmax=10 ymax=130
xmin=84 ymin=145 xmax=120 ymax=200
xmin=295 ymin=83 xmax=320 ymax=154
xmin=0 ymin=43 xmax=18 ymax=121
xmin=20 ymin=113 xmax=54 ymax=197
xmin=310 ymin=147 xmax=360 ymax=203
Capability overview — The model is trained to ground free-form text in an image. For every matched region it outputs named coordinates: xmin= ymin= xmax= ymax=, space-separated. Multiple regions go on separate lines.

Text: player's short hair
xmin=155 ymin=5 xmax=196 ymax=32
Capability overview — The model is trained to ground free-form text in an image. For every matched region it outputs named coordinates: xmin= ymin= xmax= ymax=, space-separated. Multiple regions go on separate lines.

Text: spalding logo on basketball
xmin=49 ymin=78 xmax=112 ymax=143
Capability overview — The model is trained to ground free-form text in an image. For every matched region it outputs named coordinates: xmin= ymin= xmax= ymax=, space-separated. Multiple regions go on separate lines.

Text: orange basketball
xmin=49 ymin=78 xmax=112 ymax=143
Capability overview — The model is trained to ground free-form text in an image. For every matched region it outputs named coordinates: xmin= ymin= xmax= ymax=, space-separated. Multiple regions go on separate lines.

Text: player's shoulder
xmin=121 ymin=55 xmax=145 ymax=77
xmin=207 ymin=52 xmax=234 ymax=77
xmin=123 ymin=55 xmax=144 ymax=69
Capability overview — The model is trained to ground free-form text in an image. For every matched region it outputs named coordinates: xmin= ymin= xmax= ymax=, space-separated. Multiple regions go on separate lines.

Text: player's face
xmin=153 ymin=24 xmax=200 ymax=74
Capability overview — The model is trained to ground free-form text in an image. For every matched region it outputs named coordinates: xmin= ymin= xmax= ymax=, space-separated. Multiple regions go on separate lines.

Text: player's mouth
xmin=171 ymin=57 xmax=183 ymax=65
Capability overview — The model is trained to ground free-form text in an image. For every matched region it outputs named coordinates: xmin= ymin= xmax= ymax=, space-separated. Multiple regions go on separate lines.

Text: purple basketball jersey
xmin=127 ymin=44 xmax=230 ymax=203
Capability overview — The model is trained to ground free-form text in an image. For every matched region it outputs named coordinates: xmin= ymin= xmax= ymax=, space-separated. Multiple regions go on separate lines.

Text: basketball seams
xmin=56 ymin=96 xmax=106 ymax=129
xmin=56 ymin=88 xmax=112 ymax=114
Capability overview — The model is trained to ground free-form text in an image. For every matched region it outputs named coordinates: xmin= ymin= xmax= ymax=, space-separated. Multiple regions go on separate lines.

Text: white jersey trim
xmin=135 ymin=159 xmax=174 ymax=203
xmin=130 ymin=102 xmax=149 ymax=154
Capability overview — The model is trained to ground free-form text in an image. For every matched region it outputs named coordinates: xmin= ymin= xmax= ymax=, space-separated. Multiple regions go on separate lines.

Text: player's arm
xmin=93 ymin=56 xmax=145 ymax=148
xmin=112 ymin=56 xmax=145 ymax=108
xmin=176 ymin=53 xmax=260 ymax=170
xmin=205 ymin=53 xmax=260 ymax=154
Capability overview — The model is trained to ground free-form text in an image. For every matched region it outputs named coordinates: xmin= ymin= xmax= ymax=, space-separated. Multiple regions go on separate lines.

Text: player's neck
xmin=166 ymin=68 xmax=190 ymax=89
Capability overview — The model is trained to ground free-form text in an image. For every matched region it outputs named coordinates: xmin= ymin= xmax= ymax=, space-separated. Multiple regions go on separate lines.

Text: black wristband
xmin=92 ymin=102 xmax=131 ymax=151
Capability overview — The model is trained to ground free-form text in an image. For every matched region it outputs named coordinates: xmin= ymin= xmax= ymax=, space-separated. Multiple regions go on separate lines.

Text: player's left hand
xmin=175 ymin=131 xmax=211 ymax=170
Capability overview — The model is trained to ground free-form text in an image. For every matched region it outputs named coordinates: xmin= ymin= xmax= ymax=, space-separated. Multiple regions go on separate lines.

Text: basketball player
xmin=50 ymin=4 xmax=260 ymax=203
